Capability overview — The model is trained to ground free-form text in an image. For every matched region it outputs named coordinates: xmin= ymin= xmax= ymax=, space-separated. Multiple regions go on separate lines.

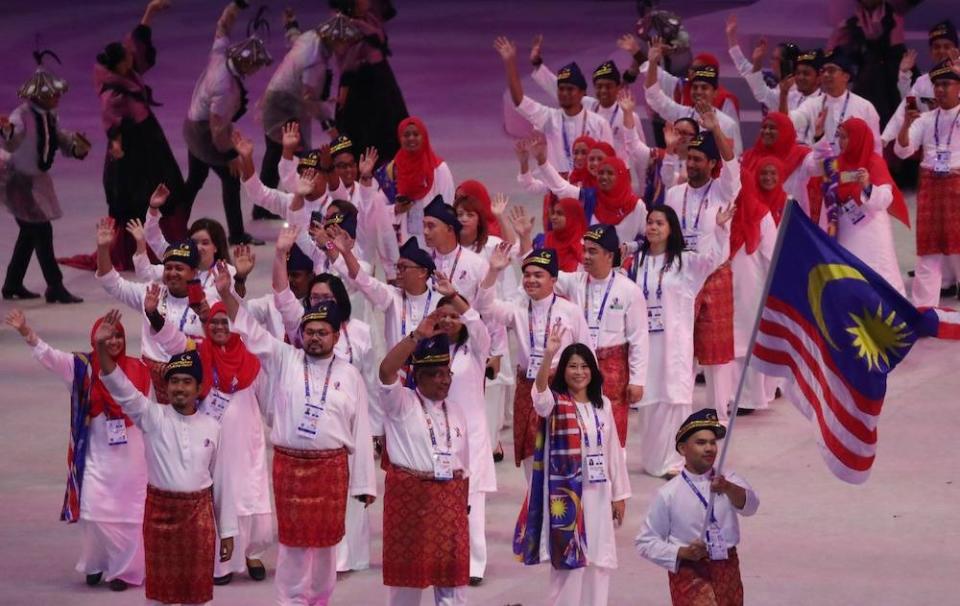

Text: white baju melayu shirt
xmin=788 ymin=89 xmax=882 ymax=154
xmin=645 ymin=83 xmax=744 ymax=156
xmin=731 ymin=215 xmax=777 ymax=357
xmin=882 ymin=73 xmax=935 ymax=145
xmin=664 ymin=158 xmax=741 ymax=251
xmin=635 ymin=468 xmax=759 ymax=573
xmin=349 ymin=268 xmax=441 ymax=350
xmin=100 ymin=367 xmax=238 ymax=539
xmin=531 ymin=388 xmax=630 ymax=568
xmin=516 ymin=95 xmax=614 ymax=174
xmin=430 ymin=244 xmax=490 ymax=304
xmin=229 ymin=305 xmax=377 ymax=499
xmin=31 ymin=339 xmax=148 ymax=524
xmin=893 ymin=103 xmax=960 ymax=170
xmin=554 ymin=269 xmax=649 ymax=386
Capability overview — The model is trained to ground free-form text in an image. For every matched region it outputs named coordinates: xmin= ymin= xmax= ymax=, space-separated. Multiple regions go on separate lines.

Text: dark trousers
xmin=182 ymin=152 xmax=244 ymax=240
xmin=253 ymin=136 xmax=284 ymax=220
xmin=4 ymin=219 xmax=63 ymax=290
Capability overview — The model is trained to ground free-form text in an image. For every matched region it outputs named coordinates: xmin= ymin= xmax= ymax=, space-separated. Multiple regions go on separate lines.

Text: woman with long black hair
xmin=627 ymin=202 xmax=734 ymax=479
xmin=514 ymin=328 xmax=630 ymax=606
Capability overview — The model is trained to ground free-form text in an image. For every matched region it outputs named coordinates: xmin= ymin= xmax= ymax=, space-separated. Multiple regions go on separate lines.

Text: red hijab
xmin=88 ymin=318 xmax=150 ymax=427
xmin=591 ymin=141 xmax=616 ymax=159
xmin=680 ymin=53 xmax=741 ymax=117
xmin=754 ymin=157 xmax=789 ymax=224
xmin=393 ymin=117 xmax=443 ymax=201
xmin=730 ymin=167 xmax=771 ymax=257
xmin=567 ymin=136 xmax=596 ymax=188
xmin=837 ymin=118 xmax=910 ymax=227
xmin=545 ymin=198 xmax=587 ymax=271
xmin=741 ymin=112 xmax=811 ymax=178
xmin=594 ymin=157 xmax=640 ymax=225
xmin=198 ymin=302 xmax=261 ymax=398
xmin=455 ymin=179 xmax=502 ymax=238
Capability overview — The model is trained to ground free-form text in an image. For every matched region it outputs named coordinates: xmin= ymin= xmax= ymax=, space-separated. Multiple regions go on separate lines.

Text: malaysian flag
xmin=749 ymin=202 xmax=940 ymax=484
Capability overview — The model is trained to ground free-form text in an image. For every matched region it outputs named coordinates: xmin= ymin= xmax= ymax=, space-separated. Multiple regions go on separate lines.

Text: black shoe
xmin=736 ymin=408 xmax=756 ymax=417
xmin=469 ymin=576 xmax=483 ymax=586
xmin=85 ymin=572 xmax=102 ymax=586
xmin=252 ymin=206 xmax=282 ymax=221
xmin=695 ymin=372 xmax=706 ymax=385
xmin=941 ymin=284 xmax=959 ymax=298
xmin=108 ymin=579 xmax=128 ymax=592
xmin=492 ymin=442 xmax=504 ymax=463
xmin=229 ymin=233 xmax=265 ymax=246
xmin=2 ymin=286 xmax=41 ymax=300
xmin=213 ymin=573 xmax=233 ymax=586
xmin=247 ymin=559 xmax=266 ymax=581
xmin=45 ymin=286 xmax=83 ymax=304
xmin=908 ymin=270 xmax=916 ymax=277
xmin=775 ymin=387 xmax=783 ymax=399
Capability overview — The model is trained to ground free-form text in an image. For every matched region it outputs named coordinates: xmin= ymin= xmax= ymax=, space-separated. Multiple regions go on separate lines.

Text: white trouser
xmin=730 ymin=357 xmax=769 ymax=413
xmin=635 ymin=403 xmax=690 ymax=477
xmin=547 ymin=565 xmax=611 ymax=606
xmin=275 ymin=545 xmax=337 ymax=606
xmin=912 ymin=254 xmax=960 ymax=308
xmin=214 ymin=512 xmax=274 ymax=577
xmin=336 ymin=495 xmax=371 ymax=571
xmin=484 ymin=382 xmax=508 ymax=446
xmin=468 ymin=491 xmax=487 ymax=578
xmin=702 ymin=362 xmax=735 ymax=418
xmin=76 ymin=519 xmax=145 ymax=585
xmin=388 ymin=586 xmax=467 ymax=606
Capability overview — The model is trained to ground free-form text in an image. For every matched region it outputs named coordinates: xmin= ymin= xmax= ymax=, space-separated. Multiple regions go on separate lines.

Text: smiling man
xmin=635 ymin=408 xmax=759 ymax=606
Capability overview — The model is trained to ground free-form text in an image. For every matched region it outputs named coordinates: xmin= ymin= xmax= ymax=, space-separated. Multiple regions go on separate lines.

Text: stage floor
xmin=0 ymin=1 xmax=956 ymax=604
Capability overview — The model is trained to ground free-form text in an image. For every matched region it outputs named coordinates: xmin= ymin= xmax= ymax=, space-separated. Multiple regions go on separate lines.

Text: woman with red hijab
xmin=6 ymin=309 xmax=149 ymax=591
xmin=544 ymin=197 xmax=589 ymax=271
xmin=148 ymin=292 xmax=272 ymax=585
xmin=741 ymin=112 xmax=817 ymax=221
xmin=754 ymin=157 xmax=792 ymax=224
xmin=813 ymin=117 xmax=909 ymax=294
xmin=387 ymin=117 xmax=455 ymax=247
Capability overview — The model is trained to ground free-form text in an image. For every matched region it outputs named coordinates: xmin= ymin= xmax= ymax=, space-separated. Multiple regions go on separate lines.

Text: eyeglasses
xmin=333 ymin=161 xmax=353 ymax=169
xmin=309 ymin=294 xmax=335 ymax=304
xmin=395 ymin=263 xmax=423 ymax=273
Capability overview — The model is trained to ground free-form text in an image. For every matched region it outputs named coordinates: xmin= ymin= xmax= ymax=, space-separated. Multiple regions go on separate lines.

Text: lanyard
xmin=594 ymin=100 xmax=619 ymax=128
xmin=583 ymin=274 xmax=615 ymax=328
xmin=211 ymin=367 xmax=238 ymax=395
xmin=641 ymin=255 xmax=667 ymax=301
xmin=934 ymin=107 xmax=960 ymax=149
xmin=681 ymin=181 xmax=714 ymax=231
xmin=561 ymin=111 xmax=588 ymax=169
xmin=163 ymin=292 xmax=192 ymax=332
xmin=681 ymin=470 xmax=718 ymax=524
xmin=416 ymin=392 xmax=451 ymax=451
xmin=528 ymin=294 xmax=557 ymax=352
xmin=826 ymin=91 xmax=851 ymax=143
xmin=303 ymin=356 xmax=336 ymax=408
xmin=401 ymin=288 xmax=433 ymax=338
xmin=571 ymin=399 xmax=603 ymax=449
xmin=433 ymin=245 xmax=463 ymax=280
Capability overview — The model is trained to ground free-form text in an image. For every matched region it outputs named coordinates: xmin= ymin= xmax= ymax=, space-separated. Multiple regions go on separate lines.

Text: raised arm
xmin=532 ymin=323 xmax=565 ymax=415
xmin=494 ymin=36 xmax=524 ymax=107
xmin=95 ymin=310 xmax=160 ymax=429
xmin=379 ymin=311 xmax=441 ymax=385
xmin=6 ymin=309 xmax=75 ymax=384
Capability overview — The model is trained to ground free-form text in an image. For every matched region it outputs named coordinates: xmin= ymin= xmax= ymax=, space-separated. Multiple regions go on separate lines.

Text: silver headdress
xmin=317 ymin=12 xmax=362 ymax=45
xmin=227 ymin=6 xmax=273 ymax=73
xmin=18 ymin=49 xmax=68 ymax=101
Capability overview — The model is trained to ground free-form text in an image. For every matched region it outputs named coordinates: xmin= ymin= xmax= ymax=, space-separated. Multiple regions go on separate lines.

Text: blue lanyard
xmin=561 ymin=111 xmax=588 ymax=170
xmin=594 ymin=100 xmax=619 ymax=128
xmin=641 ymin=255 xmax=667 ymax=301
xmin=401 ymin=288 xmax=433 ymax=338
xmin=432 ymin=245 xmax=462 ymax=280
xmin=416 ymin=392 xmax=451 ymax=451
xmin=828 ymin=91 xmax=851 ymax=143
xmin=571 ymin=398 xmax=602 ymax=449
xmin=681 ymin=181 xmax=713 ymax=231
xmin=528 ymin=294 xmax=557 ymax=352
xmin=934 ymin=107 xmax=960 ymax=149
xmin=681 ymin=470 xmax=717 ymax=524
xmin=304 ymin=356 xmax=336 ymax=408
xmin=212 ymin=367 xmax=239 ymax=395
xmin=583 ymin=274 xmax=616 ymax=328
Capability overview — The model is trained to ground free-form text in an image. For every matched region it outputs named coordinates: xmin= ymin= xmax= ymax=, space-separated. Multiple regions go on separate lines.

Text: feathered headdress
xmin=19 ymin=46 xmax=69 ymax=101
xmin=227 ymin=5 xmax=273 ymax=72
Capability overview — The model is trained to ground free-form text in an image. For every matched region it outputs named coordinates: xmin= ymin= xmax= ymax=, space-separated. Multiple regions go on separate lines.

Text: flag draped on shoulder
xmin=750 ymin=202 xmax=939 ymax=484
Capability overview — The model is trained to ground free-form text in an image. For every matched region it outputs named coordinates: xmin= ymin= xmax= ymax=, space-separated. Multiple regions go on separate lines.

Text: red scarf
xmin=679 ymin=53 xmax=741 ymax=117
xmin=837 ymin=118 xmax=910 ymax=227
xmin=567 ymin=135 xmax=596 ymax=188
xmin=88 ymin=318 xmax=150 ymax=427
xmin=393 ymin=117 xmax=443 ymax=201
xmin=545 ymin=198 xmax=587 ymax=271
xmin=198 ymin=302 xmax=261 ymax=398
xmin=741 ymin=112 xmax=811 ymax=178
xmin=730 ymin=167 xmax=771 ymax=257
xmin=754 ymin=157 xmax=789 ymax=224
xmin=594 ymin=157 xmax=639 ymax=225
xmin=455 ymin=179 xmax=502 ymax=238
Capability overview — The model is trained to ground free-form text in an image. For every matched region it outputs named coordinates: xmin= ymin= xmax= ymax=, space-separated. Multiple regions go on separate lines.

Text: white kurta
xmin=638 ymin=61 xmax=741 ymax=125
xmin=100 ymin=368 xmax=237 ymax=539
xmin=30 ymin=339 xmax=148 ymax=584
xmin=882 ymin=73 xmax=935 ymax=145
xmin=789 ymin=89 xmax=882 ymax=154
xmin=664 ymin=159 xmax=741 ymax=249
xmin=635 ymin=468 xmax=759 ymax=573
xmin=530 ymin=388 xmax=631 ymax=569
xmin=517 ymin=96 xmax=614 ymax=174
xmin=554 ymin=269 xmax=649 ymax=386
xmin=645 ymin=83 xmax=744 ymax=156
xmin=430 ymin=244 xmax=490 ymax=304
xmin=326 ymin=177 xmax=400 ymax=280
xmin=350 ymin=269 xmax=441 ymax=350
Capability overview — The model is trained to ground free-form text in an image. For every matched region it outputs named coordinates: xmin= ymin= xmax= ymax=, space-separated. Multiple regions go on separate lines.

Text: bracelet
xmin=531 ymin=57 xmax=543 ymax=68
xmin=234 ymin=274 xmax=247 ymax=284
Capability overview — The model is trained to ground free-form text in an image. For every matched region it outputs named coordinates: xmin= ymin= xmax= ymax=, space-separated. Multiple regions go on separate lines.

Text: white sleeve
xmin=727 ymin=45 xmax=753 ymax=77
xmin=729 ymin=472 xmax=760 ymax=516
xmin=152 ymin=319 xmax=190 ymax=354
xmin=212 ymin=430 xmax=239 ymax=539
xmin=461 ymin=308 xmax=491 ymax=364
xmin=143 ymin=211 xmax=170 ymax=258
xmin=644 ymin=82 xmax=691 ymax=123
xmin=635 ymin=491 xmax=682 ymax=573
xmin=348 ymin=375 xmax=377 ymax=497
xmin=624 ymin=281 xmax=648 ymax=386
xmin=30 ymin=339 xmax=76 ymax=385
xmin=97 ymin=269 xmax=148 ymax=311
xmin=279 ymin=156 xmax=300 ymax=193
xmin=518 ymin=169 xmax=550 ymax=195
xmin=537 ymin=161 xmax=581 ymax=199
xmin=517 ymin=96 xmax=553 ymax=131
xmin=100 ymin=366 xmax=162 ymax=433
xmin=241 ymin=173 xmax=295 ymax=218
xmin=606 ymin=406 xmax=631 ymax=501
xmin=892 ymin=112 xmax=923 ymax=159
xmin=897 ymin=70 xmax=912 ymax=100
xmin=715 ymin=158 xmax=742 ymax=204
xmin=433 ymin=162 xmax=455 ymax=204
xmin=274 ymin=287 xmax=304 ymax=341
xmin=231 ymin=304 xmax=285 ymax=373
xmin=531 ymin=64 xmax=560 ymax=103
xmin=531 ymin=385 xmax=557 ymax=417
xmin=686 ymin=224 xmax=731 ymax=293
xmin=862 ymin=183 xmax=892 ymax=214
xmin=133 ymin=252 xmax=164 ymax=283
xmin=352 ymin=267 xmax=396 ymax=312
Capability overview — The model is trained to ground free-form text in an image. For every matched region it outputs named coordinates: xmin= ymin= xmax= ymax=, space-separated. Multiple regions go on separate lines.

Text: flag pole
xmin=699 ymin=200 xmax=797 ymax=539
